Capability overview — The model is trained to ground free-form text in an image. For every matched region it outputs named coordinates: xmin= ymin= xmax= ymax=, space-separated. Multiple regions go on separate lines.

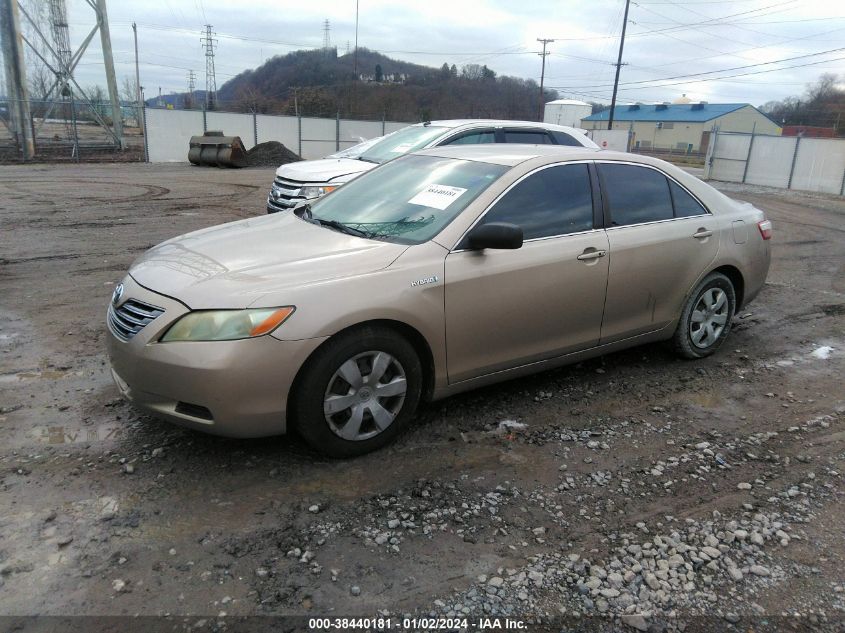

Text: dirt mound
xmin=246 ymin=141 xmax=301 ymax=167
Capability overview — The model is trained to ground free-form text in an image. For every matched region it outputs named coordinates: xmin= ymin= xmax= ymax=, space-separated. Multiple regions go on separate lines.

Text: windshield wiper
xmin=356 ymin=156 xmax=380 ymax=164
xmin=313 ymin=218 xmax=374 ymax=239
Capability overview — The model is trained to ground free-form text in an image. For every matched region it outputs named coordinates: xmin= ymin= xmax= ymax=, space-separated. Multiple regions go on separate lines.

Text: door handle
xmin=693 ymin=229 xmax=713 ymax=239
xmin=577 ymin=249 xmax=607 ymax=261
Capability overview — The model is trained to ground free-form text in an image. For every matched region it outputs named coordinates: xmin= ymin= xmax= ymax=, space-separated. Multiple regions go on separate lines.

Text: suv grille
xmin=108 ymin=299 xmax=164 ymax=342
xmin=267 ymin=176 xmax=307 ymax=212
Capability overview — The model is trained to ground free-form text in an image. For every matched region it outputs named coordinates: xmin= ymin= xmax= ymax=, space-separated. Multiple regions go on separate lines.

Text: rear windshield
xmin=308 ymin=154 xmax=508 ymax=244
xmin=358 ymin=125 xmax=447 ymax=164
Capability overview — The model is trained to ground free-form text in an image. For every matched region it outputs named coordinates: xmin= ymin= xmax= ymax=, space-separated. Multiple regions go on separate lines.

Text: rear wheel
xmin=672 ymin=272 xmax=736 ymax=359
xmin=292 ymin=326 xmax=422 ymax=457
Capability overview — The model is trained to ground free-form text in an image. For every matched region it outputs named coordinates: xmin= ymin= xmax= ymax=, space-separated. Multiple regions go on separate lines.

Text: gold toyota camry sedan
xmin=107 ymin=145 xmax=771 ymax=456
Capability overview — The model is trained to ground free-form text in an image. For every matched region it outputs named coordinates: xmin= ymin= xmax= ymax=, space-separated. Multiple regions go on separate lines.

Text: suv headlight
xmin=300 ymin=185 xmax=339 ymax=199
xmin=160 ymin=307 xmax=295 ymax=342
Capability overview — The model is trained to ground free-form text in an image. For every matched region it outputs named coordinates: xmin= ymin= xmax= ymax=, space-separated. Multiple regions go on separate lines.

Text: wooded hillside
xmin=214 ymin=48 xmax=557 ymax=122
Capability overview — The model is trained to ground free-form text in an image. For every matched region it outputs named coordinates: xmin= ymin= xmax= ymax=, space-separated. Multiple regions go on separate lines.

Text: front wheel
xmin=291 ymin=326 xmax=423 ymax=457
xmin=672 ymin=272 xmax=736 ymax=359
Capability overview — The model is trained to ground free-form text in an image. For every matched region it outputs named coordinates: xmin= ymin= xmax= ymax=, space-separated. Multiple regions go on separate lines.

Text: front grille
xmin=268 ymin=176 xmax=307 ymax=211
xmin=108 ymin=299 xmax=164 ymax=342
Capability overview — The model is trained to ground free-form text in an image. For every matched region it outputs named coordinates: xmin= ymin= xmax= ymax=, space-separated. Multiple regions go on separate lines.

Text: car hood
xmin=275 ymin=157 xmax=375 ymax=183
xmin=129 ymin=213 xmax=408 ymax=309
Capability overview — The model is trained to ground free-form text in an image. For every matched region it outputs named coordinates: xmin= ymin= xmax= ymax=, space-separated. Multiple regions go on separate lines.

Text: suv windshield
xmin=357 ymin=125 xmax=447 ymax=164
xmin=307 ymin=154 xmax=508 ymax=244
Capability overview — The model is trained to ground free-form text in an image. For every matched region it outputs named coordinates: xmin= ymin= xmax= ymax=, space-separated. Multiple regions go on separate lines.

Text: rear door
xmin=444 ymin=162 xmax=609 ymax=383
xmin=597 ymin=162 xmax=719 ymax=344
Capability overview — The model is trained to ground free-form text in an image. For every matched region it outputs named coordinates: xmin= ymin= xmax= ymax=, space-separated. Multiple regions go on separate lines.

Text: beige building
xmin=581 ymin=103 xmax=781 ymax=153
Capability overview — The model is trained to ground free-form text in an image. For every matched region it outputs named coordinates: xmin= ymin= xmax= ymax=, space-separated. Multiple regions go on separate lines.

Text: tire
xmin=672 ymin=272 xmax=736 ymax=359
xmin=291 ymin=326 xmax=423 ymax=457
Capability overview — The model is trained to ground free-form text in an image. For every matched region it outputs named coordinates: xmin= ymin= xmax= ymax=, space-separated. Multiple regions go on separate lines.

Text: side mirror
xmin=465 ymin=222 xmax=523 ymax=250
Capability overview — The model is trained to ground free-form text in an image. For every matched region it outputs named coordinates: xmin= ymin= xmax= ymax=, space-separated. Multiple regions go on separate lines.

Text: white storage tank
xmin=543 ymin=99 xmax=593 ymax=128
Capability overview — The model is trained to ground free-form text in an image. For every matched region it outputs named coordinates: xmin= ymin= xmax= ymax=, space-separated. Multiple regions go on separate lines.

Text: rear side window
xmin=475 ymin=164 xmax=594 ymax=240
xmin=551 ymin=131 xmax=582 ymax=147
xmin=442 ymin=130 xmax=496 ymax=145
xmin=599 ymin=164 xmax=673 ymax=226
xmin=503 ymin=130 xmax=554 ymax=144
xmin=669 ymin=180 xmax=708 ymax=217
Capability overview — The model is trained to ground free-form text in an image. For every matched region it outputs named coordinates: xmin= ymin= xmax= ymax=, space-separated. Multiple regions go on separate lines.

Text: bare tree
xmin=461 ymin=64 xmax=484 ymax=81
xmin=806 ymin=73 xmax=839 ymax=102
xmin=120 ymin=76 xmax=138 ymax=104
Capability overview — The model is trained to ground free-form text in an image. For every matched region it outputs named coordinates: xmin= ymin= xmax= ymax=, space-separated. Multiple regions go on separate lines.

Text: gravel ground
xmin=0 ymin=164 xmax=843 ymax=631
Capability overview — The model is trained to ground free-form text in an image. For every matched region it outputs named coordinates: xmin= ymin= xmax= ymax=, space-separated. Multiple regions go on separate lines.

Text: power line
xmin=546 ymin=1 xmax=797 ymax=41
xmin=548 ymin=53 xmax=845 ymax=94
xmin=558 ymin=45 xmax=845 ymax=91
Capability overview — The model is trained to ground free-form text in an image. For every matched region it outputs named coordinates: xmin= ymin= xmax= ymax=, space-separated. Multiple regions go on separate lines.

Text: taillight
xmin=757 ymin=219 xmax=772 ymax=240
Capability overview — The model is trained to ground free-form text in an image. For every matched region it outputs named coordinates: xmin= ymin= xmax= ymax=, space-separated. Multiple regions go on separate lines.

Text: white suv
xmin=266 ymin=119 xmax=598 ymax=213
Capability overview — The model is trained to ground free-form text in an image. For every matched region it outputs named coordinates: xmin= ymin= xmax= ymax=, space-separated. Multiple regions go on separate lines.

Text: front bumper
xmin=267 ymin=195 xmax=296 ymax=214
xmin=106 ymin=276 xmax=326 ymax=438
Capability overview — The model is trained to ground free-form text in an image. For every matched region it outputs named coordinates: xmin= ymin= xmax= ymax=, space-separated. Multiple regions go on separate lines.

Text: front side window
xmin=471 ymin=163 xmax=594 ymax=241
xmin=358 ymin=125 xmax=447 ymax=164
xmin=308 ymin=155 xmax=508 ymax=244
xmin=442 ymin=130 xmax=496 ymax=145
xmin=503 ymin=130 xmax=554 ymax=144
xmin=600 ymin=164 xmax=673 ymax=226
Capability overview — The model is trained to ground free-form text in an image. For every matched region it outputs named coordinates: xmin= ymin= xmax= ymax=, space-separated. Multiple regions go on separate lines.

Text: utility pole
xmin=96 ymin=0 xmax=124 ymax=148
xmin=132 ymin=22 xmax=143 ymax=135
xmin=201 ymin=24 xmax=218 ymax=110
xmin=608 ymin=0 xmax=631 ymax=131
xmin=537 ymin=38 xmax=554 ymax=122
xmin=1 ymin=0 xmax=35 ymax=159
xmin=353 ymin=0 xmax=359 ymax=79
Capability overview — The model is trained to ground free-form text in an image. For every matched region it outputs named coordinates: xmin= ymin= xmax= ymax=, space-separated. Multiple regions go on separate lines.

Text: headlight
xmin=300 ymin=185 xmax=339 ymax=199
xmin=160 ymin=307 xmax=295 ymax=342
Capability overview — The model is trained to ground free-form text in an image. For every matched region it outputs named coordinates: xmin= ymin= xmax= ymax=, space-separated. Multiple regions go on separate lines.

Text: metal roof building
xmin=581 ymin=103 xmax=781 ymax=152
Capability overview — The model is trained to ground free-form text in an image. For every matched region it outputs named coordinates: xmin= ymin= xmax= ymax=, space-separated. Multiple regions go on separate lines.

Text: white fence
xmin=704 ymin=131 xmax=845 ymax=195
xmin=143 ymin=107 xmax=413 ymax=162
xmin=586 ymin=129 xmax=631 ymax=152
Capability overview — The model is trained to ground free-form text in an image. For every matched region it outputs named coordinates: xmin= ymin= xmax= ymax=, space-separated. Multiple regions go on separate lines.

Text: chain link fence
xmin=0 ymin=98 xmax=144 ymax=162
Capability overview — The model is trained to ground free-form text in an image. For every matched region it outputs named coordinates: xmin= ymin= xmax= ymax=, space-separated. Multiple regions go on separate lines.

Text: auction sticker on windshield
xmin=408 ymin=184 xmax=467 ymax=210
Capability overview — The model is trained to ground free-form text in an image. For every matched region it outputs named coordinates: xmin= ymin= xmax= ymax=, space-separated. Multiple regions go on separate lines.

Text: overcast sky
xmin=57 ymin=0 xmax=845 ymax=106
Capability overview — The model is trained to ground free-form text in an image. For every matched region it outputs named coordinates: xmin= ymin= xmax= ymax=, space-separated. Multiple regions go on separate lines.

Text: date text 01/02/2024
xmin=307 ymin=617 xmax=527 ymax=630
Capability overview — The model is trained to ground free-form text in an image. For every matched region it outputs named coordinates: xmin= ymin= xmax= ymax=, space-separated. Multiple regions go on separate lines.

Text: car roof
xmin=418 ymin=119 xmax=589 ymax=134
xmin=413 ymin=144 xmax=604 ymax=166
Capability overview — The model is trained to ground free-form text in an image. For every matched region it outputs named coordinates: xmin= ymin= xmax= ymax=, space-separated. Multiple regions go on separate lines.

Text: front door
xmin=445 ymin=163 xmax=609 ymax=384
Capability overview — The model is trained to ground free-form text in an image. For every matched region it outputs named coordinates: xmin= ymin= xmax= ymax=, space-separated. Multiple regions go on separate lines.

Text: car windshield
xmin=357 ymin=125 xmax=447 ymax=164
xmin=307 ymin=154 xmax=508 ymax=244
xmin=328 ymin=134 xmax=388 ymax=158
